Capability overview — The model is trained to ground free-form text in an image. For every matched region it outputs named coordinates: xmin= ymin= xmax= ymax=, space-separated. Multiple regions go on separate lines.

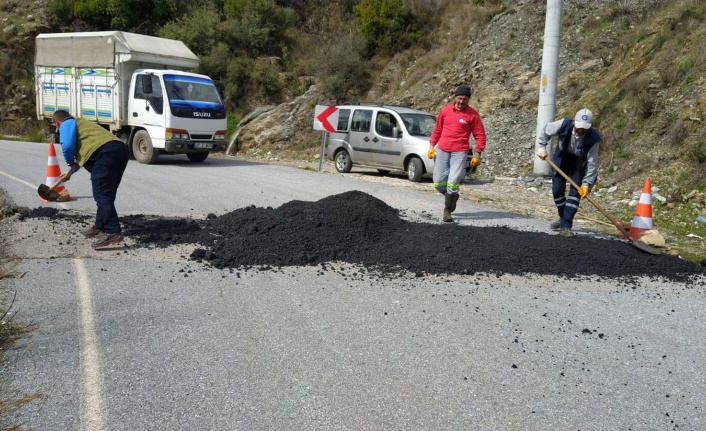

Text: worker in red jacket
xmin=428 ymin=85 xmax=487 ymax=222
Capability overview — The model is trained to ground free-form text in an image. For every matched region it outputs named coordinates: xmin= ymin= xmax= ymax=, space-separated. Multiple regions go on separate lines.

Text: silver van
xmin=326 ymin=103 xmax=437 ymax=182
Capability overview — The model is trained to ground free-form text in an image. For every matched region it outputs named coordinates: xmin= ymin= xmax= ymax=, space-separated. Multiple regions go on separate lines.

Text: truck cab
xmin=128 ymin=70 xmax=227 ymax=163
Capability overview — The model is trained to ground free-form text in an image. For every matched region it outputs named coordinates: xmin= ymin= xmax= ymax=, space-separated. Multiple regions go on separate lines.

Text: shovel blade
xmin=37 ymin=184 xmax=60 ymax=202
xmin=630 ymin=238 xmax=662 ymax=255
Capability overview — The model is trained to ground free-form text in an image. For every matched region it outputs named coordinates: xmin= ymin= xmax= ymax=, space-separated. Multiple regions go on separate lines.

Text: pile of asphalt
xmin=19 ymin=191 xmax=706 ymax=283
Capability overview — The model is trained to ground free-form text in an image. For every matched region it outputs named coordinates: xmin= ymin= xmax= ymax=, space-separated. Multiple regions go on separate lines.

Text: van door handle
xmin=363 ymin=137 xmax=370 ymax=142
xmin=371 ymin=137 xmax=379 ymax=142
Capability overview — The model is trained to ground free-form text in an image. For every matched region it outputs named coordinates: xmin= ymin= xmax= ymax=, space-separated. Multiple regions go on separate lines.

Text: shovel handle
xmin=48 ymin=175 xmax=66 ymax=191
xmin=544 ymin=158 xmax=634 ymax=242
xmin=49 ymin=167 xmax=78 ymax=191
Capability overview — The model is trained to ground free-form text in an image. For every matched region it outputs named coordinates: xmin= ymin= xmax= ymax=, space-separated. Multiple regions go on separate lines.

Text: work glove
xmin=537 ymin=147 xmax=548 ymax=160
xmin=470 ymin=152 xmax=482 ymax=168
xmin=62 ymin=164 xmax=80 ymax=182
xmin=427 ymin=146 xmax=436 ymax=159
xmin=61 ymin=169 xmax=73 ymax=183
xmin=578 ymin=184 xmax=589 ymax=198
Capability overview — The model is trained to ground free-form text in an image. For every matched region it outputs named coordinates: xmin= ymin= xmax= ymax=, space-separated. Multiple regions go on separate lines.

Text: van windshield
xmin=400 ymin=113 xmax=436 ymax=137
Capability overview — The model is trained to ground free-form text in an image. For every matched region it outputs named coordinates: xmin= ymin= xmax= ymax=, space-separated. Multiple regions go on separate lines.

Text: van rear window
xmin=336 ymin=109 xmax=350 ymax=132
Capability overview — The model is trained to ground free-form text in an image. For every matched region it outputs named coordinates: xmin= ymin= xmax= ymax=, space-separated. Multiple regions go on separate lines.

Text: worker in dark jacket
xmin=53 ymin=110 xmax=129 ymax=249
xmin=536 ymin=108 xmax=600 ymax=237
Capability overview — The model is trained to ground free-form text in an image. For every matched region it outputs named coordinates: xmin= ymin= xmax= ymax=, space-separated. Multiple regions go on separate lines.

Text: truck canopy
xmin=35 ymin=31 xmax=200 ymax=70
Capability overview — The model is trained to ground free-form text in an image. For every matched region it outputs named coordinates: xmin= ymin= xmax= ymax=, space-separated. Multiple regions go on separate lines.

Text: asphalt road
xmin=1 ymin=140 xmax=705 ymax=430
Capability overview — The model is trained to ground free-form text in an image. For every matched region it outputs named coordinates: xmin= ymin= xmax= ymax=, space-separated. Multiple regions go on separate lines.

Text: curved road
xmin=1 ymin=140 xmax=705 ymax=430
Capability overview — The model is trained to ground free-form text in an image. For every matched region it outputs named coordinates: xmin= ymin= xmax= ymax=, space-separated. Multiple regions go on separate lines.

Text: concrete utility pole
xmin=534 ymin=0 xmax=563 ymax=175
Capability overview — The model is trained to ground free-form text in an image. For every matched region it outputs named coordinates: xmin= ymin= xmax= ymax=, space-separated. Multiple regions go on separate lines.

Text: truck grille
xmin=191 ymin=134 xmax=212 ymax=140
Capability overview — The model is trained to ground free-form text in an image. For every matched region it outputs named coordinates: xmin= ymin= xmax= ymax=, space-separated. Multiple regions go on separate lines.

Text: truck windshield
xmin=164 ymin=75 xmax=226 ymax=119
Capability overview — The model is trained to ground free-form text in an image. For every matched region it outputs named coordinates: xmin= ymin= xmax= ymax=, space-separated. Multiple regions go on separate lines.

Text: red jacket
xmin=430 ymin=104 xmax=486 ymax=153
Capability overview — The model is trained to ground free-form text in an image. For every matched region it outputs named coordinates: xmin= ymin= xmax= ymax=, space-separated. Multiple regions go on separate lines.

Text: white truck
xmin=35 ymin=31 xmax=228 ymax=163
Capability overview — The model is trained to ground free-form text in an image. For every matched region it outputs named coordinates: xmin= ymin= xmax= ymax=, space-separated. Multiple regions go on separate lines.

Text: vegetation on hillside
xmin=0 ymin=0 xmax=704 ymax=197
xmin=576 ymin=0 xmax=706 ymax=190
xmin=39 ymin=0 xmax=451 ymax=115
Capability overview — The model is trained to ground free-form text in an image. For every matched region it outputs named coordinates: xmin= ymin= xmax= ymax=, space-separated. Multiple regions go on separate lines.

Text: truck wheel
xmin=407 ymin=157 xmax=424 ymax=182
xmin=132 ymin=130 xmax=159 ymax=164
xmin=335 ymin=150 xmax=352 ymax=173
xmin=187 ymin=152 xmax=209 ymax=162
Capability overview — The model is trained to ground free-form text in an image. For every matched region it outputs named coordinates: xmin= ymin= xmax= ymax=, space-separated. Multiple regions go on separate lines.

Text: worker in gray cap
xmin=537 ymin=108 xmax=601 ymax=237
xmin=428 ymin=85 xmax=487 ymax=222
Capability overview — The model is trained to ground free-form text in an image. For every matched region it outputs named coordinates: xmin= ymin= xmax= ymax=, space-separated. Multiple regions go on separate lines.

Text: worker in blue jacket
xmin=536 ymin=108 xmax=600 ymax=237
xmin=53 ymin=110 xmax=129 ymax=249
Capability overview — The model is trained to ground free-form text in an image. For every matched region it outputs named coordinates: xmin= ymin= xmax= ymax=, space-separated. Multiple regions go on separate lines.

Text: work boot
xmin=559 ymin=228 xmax=575 ymax=238
xmin=550 ymin=220 xmax=561 ymax=230
xmin=83 ymin=225 xmax=103 ymax=238
xmin=443 ymin=194 xmax=454 ymax=222
xmin=450 ymin=193 xmax=459 ymax=213
xmin=92 ymin=232 xmax=125 ymax=249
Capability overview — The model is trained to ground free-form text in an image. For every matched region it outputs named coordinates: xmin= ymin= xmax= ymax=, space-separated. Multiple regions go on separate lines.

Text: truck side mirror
xmin=141 ymin=75 xmax=153 ymax=94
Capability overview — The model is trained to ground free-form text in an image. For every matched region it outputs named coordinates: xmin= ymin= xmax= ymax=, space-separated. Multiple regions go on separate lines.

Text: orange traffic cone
xmin=38 ymin=141 xmax=71 ymax=202
xmin=629 ymin=178 xmax=653 ymax=240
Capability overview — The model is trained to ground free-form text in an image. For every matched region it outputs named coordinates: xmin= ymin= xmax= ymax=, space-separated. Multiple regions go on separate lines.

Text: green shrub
xmin=159 ymin=3 xmax=221 ymax=57
xmin=354 ymin=0 xmax=428 ymax=58
xmin=665 ymin=120 xmax=691 ymax=147
xmin=26 ymin=124 xmax=49 ymax=143
xmin=223 ymin=0 xmax=298 ymax=57
xmin=305 ymin=32 xmax=371 ymax=102
xmin=685 ymin=135 xmax=706 ymax=164
xmin=252 ymin=59 xmax=283 ymax=103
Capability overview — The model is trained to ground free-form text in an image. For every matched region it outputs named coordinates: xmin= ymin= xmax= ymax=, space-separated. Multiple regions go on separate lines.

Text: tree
xmin=159 ymin=3 xmax=222 ymax=56
xmin=222 ymin=0 xmax=298 ymax=57
xmin=50 ymin=0 xmax=177 ymax=33
xmin=354 ymin=0 xmax=423 ymax=58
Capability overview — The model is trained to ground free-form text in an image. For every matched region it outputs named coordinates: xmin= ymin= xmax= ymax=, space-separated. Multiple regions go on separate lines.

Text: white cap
xmin=574 ymin=108 xmax=593 ymax=129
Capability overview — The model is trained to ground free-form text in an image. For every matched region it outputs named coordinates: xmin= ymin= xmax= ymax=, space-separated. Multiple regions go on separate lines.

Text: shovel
xmin=544 ymin=158 xmax=661 ymax=255
xmin=37 ymin=172 xmax=69 ymax=202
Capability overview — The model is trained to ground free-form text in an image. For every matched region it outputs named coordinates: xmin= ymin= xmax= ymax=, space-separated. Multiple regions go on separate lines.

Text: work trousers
xmin=552 ymin=156 xmax=585 ymax=229
xmin=89 ymin=141 xmax=129 ymax=234
xmin=433 ymin=148 xmax=467 ymax=195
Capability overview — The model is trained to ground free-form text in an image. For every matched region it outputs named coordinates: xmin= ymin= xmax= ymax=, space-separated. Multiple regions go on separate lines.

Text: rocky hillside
xmin=236 ymin=1 xmax=706 ymax=195
xmin=0 ymin=0 xmax=53 ymax=130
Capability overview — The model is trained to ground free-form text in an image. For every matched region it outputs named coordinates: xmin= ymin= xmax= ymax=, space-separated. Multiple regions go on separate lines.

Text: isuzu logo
xmin=193 ymin=112 xmax=211 ymax=117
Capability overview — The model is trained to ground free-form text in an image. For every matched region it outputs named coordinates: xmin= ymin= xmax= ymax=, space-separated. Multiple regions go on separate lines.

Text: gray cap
xmin=574 ymin=108 xmax=593 ymax=129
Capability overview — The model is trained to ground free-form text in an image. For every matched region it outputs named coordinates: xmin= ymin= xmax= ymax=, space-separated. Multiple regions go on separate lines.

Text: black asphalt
xmin=19 ymin=191 xmax=706 ymax=284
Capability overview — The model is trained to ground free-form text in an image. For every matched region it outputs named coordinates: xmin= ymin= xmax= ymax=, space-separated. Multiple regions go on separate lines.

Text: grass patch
xmin=24 ymin=125 xmax=49 ymax=143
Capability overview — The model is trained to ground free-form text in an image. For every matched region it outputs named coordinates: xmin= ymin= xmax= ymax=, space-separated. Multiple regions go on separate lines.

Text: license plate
xmin=194 ymin=143 xmax=212 ymax=149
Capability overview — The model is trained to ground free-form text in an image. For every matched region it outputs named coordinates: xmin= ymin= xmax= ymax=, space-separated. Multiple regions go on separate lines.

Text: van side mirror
xmin=393 ymin=126 xmax=402 ymax=138
xmin=141 ymin=75 xmax=153 ymax=94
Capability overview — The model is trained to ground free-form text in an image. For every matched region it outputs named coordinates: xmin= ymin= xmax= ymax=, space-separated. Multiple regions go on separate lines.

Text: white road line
xmin=0 ymin=170 xmax=37 ymax=188
xmin=72 ymin=259 xmax=107 ymax=430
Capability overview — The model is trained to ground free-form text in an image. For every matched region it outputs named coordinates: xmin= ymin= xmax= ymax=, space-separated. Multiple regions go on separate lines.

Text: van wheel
xmin=187 ymin=151 xmax=209 ymax=162
xmin=407 ymin=157 xmax=424 ymax=182
xmin=335 ymin=150 xmax=352 ymax=173
xmin=132 ymin=130 xmax=159 ymax=164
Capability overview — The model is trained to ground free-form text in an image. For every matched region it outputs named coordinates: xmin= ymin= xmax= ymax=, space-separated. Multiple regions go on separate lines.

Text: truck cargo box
xmin=35 ymin=31 xmax=200 ymax=126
